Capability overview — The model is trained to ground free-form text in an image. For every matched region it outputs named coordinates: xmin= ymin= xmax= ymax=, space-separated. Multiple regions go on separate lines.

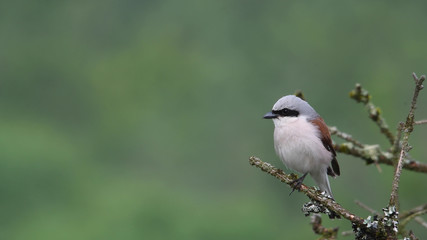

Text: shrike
xmin=264 ymin=95 xmax=340 ymax=198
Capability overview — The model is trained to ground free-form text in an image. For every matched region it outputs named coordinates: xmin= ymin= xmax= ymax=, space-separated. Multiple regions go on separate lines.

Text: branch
xmin=390 ymin=123 xmax=404 ymax=156
xmin=249 ymin=156 xmax=405 ymax=239
xmin=389 ymin=73 xmax=425 ymax=210
xmin=311 ymin=214 xmax=338 ymax=239
xmin=398 ymin=204 xmax=427 ymax=239
xmin=332 ymin=142 xmax=427 ymax=173
xmin=414 ymin=119 xmax=427 ymax=125
xmin=399 ymin=203 xmax=427 ymax=228
xmin=329 ymin=124 xmax=427 ymax=174
xmin=355 ymin=199 xmax=378 ymax=215
xmin=249 ymin=156 xmax=364 ymax=224
xmin=408 ymin=230 xmax=419 ymax=240
xmin=414 ymin=217 xmax=427 ymax=229
xmin=329 ymin=126 xmax=364 ymax=148
xmin=349 ymin=84 xmax=395 ymax=144
xmin=253 ymin=74 xmax=426 ymax=239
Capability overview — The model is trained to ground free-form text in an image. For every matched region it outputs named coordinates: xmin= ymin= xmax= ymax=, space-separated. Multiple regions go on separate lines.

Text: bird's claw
xmin=289 ymin=173 xmax=308 ymax=196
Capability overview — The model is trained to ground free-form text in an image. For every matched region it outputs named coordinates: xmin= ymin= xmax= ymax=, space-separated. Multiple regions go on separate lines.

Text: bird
xmin=263 ymin=95 xmax=340 ymax=199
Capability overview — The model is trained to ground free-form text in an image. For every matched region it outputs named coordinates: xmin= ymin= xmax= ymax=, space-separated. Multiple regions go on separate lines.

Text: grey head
xmin=263 ymin=95 xmax=319 ymax=120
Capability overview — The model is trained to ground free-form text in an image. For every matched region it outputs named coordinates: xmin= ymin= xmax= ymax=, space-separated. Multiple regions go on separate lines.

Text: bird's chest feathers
xmin=273 ymin=117 xmax=320 ymax=147
xmin=273 ymin=117 xmax=330 ymax=172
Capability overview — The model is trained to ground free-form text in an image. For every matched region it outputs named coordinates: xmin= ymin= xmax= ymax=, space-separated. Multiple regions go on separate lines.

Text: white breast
xmin=272 ymin=116 xmax=332 ymax=174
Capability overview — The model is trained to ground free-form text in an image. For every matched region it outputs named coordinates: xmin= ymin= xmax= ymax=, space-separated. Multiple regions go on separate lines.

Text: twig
xmin=414 ymin=119 xmax=427 ymax=125
xmin=333 ymin=143 xmax=390 ymax=165
xmin=349 ymin=84 xmax=395 ymax=145
xmin=248 ymin=156 xmax=364 ymax=225
xmin=333 ymin=142 xmax=427 ymax=173
xmin=294 ymin=90 xmax=305 ymax=100
xmin=341 ymin=230 xmax=354 ymax=236
xmin=399 ymin=203 xmax=427 ymax=228
xmin=390 ymin=122 xmax=404 ymax=156
xmin=311 ymin=214 xmax=338 ymax=239
xmin=355 ymin=200 xmax=378 ymax=215
xmin=389 ymin=148 xmax=405 ymax=209
xmin=389 ymin=73 xmax=425 ymax=210
xmin=331 ymin=84 xmax=427 ymax=173
xmin=400 ymin=203 xmax=427 ymax=219
xmin=414 ymin=217 xmax=427 ymax=229
xmin=408 ymin=230 xmax=419 ymax=240
xmin=329 ymin=126 xmax=364 ymax=148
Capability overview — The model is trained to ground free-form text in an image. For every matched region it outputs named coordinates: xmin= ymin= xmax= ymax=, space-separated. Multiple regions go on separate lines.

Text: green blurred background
xmin=1 ymin=1 xmax=426 ymax=239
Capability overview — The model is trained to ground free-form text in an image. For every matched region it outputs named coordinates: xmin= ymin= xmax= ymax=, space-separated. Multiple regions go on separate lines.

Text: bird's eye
xmin=273 ymin=108 xmax=299 ymax=117
xmin=281 ymin=109 xmax=289 ymax=115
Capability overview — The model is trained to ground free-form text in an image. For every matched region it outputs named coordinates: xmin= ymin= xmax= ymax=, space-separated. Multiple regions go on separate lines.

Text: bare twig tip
xmin=414 ymin=120 xmax=427 ymax=125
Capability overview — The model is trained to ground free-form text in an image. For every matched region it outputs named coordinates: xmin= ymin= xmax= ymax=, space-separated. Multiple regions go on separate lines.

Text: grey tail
xmin=311 ymin=171 xmax=334 ymax=199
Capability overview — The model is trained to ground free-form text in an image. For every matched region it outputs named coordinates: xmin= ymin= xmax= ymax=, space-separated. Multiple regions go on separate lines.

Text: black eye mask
xmin=272 ymin=108 xmax=299 ymax=117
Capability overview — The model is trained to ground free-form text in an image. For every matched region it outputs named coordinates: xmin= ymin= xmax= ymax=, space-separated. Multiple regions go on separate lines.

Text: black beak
xmin=263 ymin=111 xmax=278 ymax=119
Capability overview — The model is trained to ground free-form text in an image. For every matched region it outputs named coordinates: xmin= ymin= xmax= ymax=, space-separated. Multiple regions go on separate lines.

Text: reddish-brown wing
xmin=310 ymin=117 xmax=340 ymax=176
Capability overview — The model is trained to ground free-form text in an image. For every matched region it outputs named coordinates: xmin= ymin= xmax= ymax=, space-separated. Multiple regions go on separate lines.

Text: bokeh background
xmin=1 ymin=1 xmax=427 ymax=239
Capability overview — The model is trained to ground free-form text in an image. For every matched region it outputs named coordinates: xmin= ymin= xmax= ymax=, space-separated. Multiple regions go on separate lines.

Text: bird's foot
xmin=289 ymin=172 xmax=308 ymax=196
